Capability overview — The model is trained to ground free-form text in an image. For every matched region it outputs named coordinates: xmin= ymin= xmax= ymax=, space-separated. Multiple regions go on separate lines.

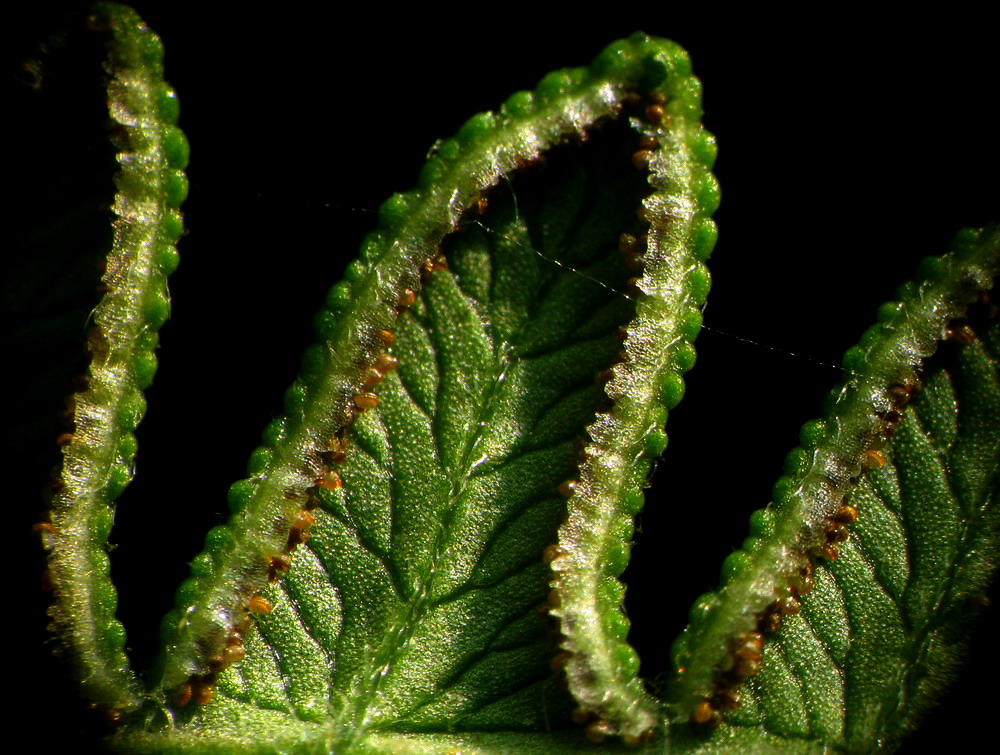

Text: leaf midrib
xmin=344 ymin=181 xmax=631 ymax=731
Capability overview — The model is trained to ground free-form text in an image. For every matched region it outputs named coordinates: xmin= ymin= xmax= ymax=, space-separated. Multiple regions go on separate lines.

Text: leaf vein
xmin=323 ymin=505 xmax=406 ymax=601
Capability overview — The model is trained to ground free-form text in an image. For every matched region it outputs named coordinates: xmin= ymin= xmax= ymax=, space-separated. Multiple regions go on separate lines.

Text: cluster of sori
xmin=675 ymin=230 xmax=997 ymax=729
xmin=171 ymin=314 xmax=410 ymax=708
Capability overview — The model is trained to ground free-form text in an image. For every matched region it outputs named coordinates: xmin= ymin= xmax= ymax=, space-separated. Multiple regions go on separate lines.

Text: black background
xmin=7 ymin=3 xmax=997 ymax=750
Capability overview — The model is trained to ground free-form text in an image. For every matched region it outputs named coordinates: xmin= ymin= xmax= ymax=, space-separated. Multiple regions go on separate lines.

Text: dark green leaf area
xmin=210 ymin=125 xmax=645 ymax=742
xmin=729 ymin=315 xmax=999 ymax=751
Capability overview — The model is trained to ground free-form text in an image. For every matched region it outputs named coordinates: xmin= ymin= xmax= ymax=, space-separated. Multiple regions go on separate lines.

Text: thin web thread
xmin=324 ymin=198 xmax=850 ymax=376
xmin=505 ymin=174 xmax=846 ymax=375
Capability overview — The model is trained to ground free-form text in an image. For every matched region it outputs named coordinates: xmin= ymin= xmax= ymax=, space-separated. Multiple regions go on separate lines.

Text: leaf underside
xmin=25 ymin=8 xmax=998 ymax=753
xmin=118 ymin=81 xmax=672 ymax=751
xmin=240 ymin=137 xmax=639 ymax=731
xmin=668 ymin=228 xmax=999 ymax=752
xmin=119 ymin=122 xmax=996 ymax=755
xmin=109 ymin=28 xmax=723 ymax=752
xmin=713 ymin=309 xmax=999 ymax=752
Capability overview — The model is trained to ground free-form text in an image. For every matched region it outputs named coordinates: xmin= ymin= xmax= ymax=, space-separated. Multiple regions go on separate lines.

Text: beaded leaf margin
xmin=37 ymin=1 xmax=187 ymax=715
xmin=27 ymin=6 xmax=998 ymax=752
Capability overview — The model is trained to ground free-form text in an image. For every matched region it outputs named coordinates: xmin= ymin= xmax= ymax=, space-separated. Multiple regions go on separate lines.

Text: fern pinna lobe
xmin=154 ymin=32 xmax=713 ymax=731
xmin=38 ymin=2 xmax=187 ymax=717
xmin=669 ymin=224 xmax=999 ymax=742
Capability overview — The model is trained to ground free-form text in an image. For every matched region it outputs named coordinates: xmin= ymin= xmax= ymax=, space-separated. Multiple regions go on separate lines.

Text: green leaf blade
xmin=134 ymin=34 xmax=712 ymax=751
xmin=28 ymin=11 xmax=991 ymax=750
xmin=828 ymin=319 xmax=999 ymax=750
xmin=674 ymin=226 xmax=999 ymax=752
xmin=318 ymin=149 xmax=642 ymax=739
xmin=153 ymin=42 xmax=653 ymax=702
